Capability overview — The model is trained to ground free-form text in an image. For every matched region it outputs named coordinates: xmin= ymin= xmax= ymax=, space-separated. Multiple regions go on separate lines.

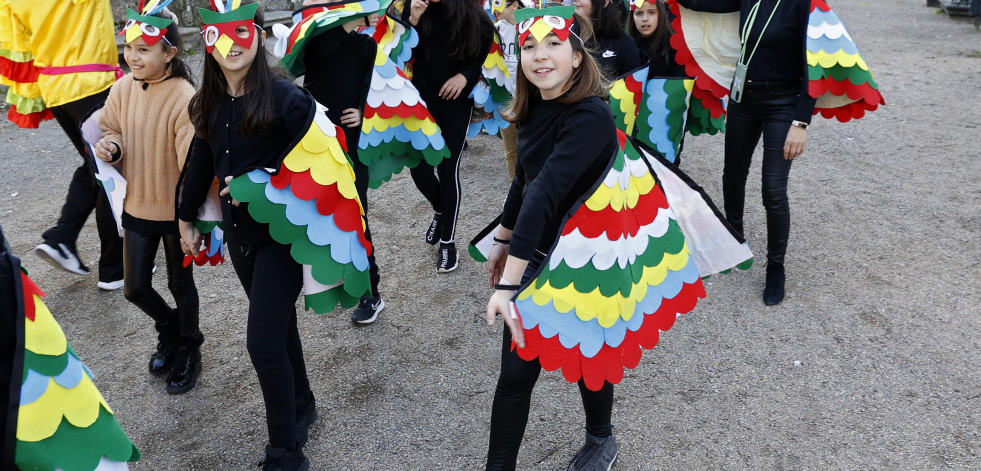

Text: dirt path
xmin=2 ymin=0 xmax=980 ymax=468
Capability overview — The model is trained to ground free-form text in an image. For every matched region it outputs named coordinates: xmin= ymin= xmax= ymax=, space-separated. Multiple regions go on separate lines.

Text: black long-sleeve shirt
xmin=500 ymin=96 xmax=618 ymax=260
xmin=591 ymin=31 xmax=644 ymax=80
xmin=402 ymin=3 xmax=493 ymax=109
xmin=178 ymin=78 xmax=313 ymax=245
xmin=302 ymin=27 xmax=377 ymax=159
xmin=676 ymin=0 xmax=817 ymax=121
xmin=637 ymin=35 xmax=688 ymax=77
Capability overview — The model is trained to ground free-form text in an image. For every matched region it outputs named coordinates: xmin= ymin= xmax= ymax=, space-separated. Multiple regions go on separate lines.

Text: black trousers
xmin=228 ymin=240 xmax=311 ymax=449
xmin=722 ymin=88 xmax=797 ymax=265
xmin=409 ymin=101 xmax=472 ymax=244
xmin=122 ymin=229 xmax=200 ymax=345
xmin=41 ymin=88 xmax=123 ymax=282
xmin=485 ymin=257 xmax=614 ymax=471
xmin=348 ymin=129 xmax=381 ymax=297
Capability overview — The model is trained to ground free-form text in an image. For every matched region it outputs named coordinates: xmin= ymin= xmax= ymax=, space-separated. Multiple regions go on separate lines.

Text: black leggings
xmin=722 ymin=89 xmax=797 ymax=265
xmin=123 ymin=230 xmax=200 ymax=345
xmin=348 ymin=131 xmax=381 ymax=297
xmin=42 ymin=88 xmax=123 ymax=282
xmin=228 ymin=240 xmax=311 ymax=449
xmin=485 ymin=258 xmax=614 ymax=471
xmin=409 ymin=102 xmax=472 ymax=244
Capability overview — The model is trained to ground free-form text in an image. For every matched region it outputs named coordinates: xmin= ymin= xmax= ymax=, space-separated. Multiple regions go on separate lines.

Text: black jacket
xmin=501 ymin=96 xmax=618 ymax=260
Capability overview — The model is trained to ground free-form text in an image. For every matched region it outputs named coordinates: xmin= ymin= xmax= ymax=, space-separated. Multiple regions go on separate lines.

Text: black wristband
xmin=493 ymin=236 xmax=510 ymax=244
xmin=494 ymin=283 xmax=520 ymax=291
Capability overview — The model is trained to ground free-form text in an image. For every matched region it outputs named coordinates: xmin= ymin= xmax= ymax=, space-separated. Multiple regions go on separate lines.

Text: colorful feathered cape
xmin=665 ymin=0 xmax=883 ymax=122
xmin=472 ymin=132 xmax=751 ymax=390
xmin=608 ymin=65 xmax=725 ymax=164
xmin=3 ymin=257 xmax=140 ymax=470
xmin=227 ymin=101 xmax=372 ymax=313
xmin=273 ymin=2 xmax=450 ymax=188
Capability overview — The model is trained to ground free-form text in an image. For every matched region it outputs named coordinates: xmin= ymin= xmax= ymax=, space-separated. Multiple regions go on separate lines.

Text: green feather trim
xmin=228 ymin=174 xmax=371 ymax=300
xmin=15 ymin=406 xmax=140 ymax=471
xmin=534 ymin=219 xmax=686 ymax=297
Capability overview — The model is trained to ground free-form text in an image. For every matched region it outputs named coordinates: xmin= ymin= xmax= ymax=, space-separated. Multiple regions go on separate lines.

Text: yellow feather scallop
xmin=807 ymin=50 xmax=869 ymax=71
xmin=583 ymin=172 xmax=655 ymax=212
xmin=362 ymin=115 xmax=439 ymax=134
xmin=283 ymin=128 xmax=359 ymax=200
xmin=24 ymin=294 xmax=67 ymax=357
xmin=16 ymin=375 xmax=112 ymax=442
xmin=520 ymin=245 xmax=692 ymax=328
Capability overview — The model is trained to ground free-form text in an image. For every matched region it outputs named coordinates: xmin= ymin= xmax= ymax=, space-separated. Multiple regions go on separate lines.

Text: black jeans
xmin=409 ymin=102 xmax=472 ymax=244
xmin=41 ymin=88 xmax=123 ymax=282
xmin=123 ymin=229 xmax=200 ymax=345
xmin=485 ymin=256 xmax=615 ymax=471
xmin=228 ymin=240 xmax=312 ymax=449
xmin=723 ymin=87 xmax=797 ymax=265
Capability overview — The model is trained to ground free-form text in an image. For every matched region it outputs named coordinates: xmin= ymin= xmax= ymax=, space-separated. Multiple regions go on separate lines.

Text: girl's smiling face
xmin=632 ymin=4 xmax=658 ymax=38
xmin=211 ymin=23 xmax=262 ymax=77
xmin=123 ymin=36 xmax=176 ymax=81
xmin=520 ymin=32 xmax=582 ymax=100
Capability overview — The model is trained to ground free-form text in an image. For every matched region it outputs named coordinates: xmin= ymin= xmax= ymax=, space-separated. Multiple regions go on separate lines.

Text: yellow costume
xmin=0 ymin=0 xmax=118 ymax=127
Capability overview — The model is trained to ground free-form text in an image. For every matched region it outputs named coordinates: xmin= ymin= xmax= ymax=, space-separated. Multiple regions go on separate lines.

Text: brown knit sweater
xmin=99 ymin=73 xmax=195 ymax=224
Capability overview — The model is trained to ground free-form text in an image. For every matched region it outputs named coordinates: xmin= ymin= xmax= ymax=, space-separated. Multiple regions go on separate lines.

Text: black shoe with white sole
xmin=351 ymin=295 xmax=384 ymax=324
xmin=437 ymin=243 xmax=458 ymax=273
xmin=35 ymin=242 xmax=90 ymax=275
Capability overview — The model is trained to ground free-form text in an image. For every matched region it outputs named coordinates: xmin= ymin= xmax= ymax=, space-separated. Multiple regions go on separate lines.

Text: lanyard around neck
xmin=738 ymin=0 xmax=783 ymax=67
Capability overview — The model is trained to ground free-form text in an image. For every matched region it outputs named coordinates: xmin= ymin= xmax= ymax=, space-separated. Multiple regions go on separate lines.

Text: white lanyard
xmin=738 ymin=0 xmax=783 ymax=67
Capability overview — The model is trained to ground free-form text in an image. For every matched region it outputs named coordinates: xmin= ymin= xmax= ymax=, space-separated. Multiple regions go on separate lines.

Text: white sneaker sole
xmin=353 ymin=299 xmax=385 ymax=324
xmin=35 ymin=243 xmax=90 ymax=275
xmin=436 ymin=261 xmax=458 ymax=273
xmin=97 ymin=279 xmax=124 ymax=291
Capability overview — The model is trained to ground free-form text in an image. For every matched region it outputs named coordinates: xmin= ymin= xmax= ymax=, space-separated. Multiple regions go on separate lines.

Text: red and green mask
xmin=198 ymin=0 xmax=261 ymax=58
xmin=119 ymin=0 xmax=175 ymax=46
xmin=514 ymin=5 xmax=576 ymax=46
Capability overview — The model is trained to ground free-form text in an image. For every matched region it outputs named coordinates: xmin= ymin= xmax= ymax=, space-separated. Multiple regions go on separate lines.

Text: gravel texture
xmin=1 ymin=0 xmax=980 ymax=469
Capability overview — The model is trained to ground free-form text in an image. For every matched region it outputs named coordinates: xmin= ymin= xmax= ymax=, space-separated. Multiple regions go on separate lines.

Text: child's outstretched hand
xmin=94 ymin=136 xmax=121 ymax=162
xmin=219 ymin=175 xmax=241 ymax=206
xmin=440 ymin=73 xmax=467 ymax=100
xmin=408 ymin=0 xmax=428 ymax=26
xmin=340 ymin=108 xmax=362 ymax=128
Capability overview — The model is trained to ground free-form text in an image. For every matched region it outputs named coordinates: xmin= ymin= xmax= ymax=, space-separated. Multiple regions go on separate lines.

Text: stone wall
xmin=108 ymin=0 xmax=300 ymax=29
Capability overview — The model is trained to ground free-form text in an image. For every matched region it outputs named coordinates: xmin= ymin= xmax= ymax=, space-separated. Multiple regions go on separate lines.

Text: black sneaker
xmin=567 ymin=432 xmax=618 ymax=471
xmin=35 ymin=242 xmax=90 ymax=275
xmin=436 ymin=243 xmax=458 ymax=273
xmin=425 ymin=213 xmax=441 ymax=245
xmin=351 ymin=295 xmax=384 ymax=324
xmin=258 ymin=445 xmax=310 ymax=471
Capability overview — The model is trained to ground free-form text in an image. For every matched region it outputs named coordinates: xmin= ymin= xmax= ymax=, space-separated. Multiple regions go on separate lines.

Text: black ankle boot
xmin=295 ymin=393 xmax=317 ymax=447
xmin=148 ymin=341 xmax=177 ymax=376
xmin=165 ymin=347 xmax=201 ymax=394
xmin=763 ymin=262 xmax=785 ymax=306
xmin=259 ymin=445 xmax=310 ymax=471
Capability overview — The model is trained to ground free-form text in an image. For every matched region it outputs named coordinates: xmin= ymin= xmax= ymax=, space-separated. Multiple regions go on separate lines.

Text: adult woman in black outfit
xmin=403 ymin=0 xmax=494 ymax=273
xmin=573 ymin=0 xmax=642 ymax=79
xmin=677 ymin=0 xmax=816 ymax=305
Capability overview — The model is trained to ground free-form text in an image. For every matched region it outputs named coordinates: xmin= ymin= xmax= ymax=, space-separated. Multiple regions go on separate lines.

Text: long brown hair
xmin=188 ymin=2 xmax=286 ymax=139
xmin=626 ymin=0 xmax=672 ymax=61
xmin=502 ymin=10 xmax=608 ymax=124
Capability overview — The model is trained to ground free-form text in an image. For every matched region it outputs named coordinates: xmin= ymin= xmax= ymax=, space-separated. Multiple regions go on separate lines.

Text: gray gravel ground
xmin=2 ymin=0 xmax=981 ymax=469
